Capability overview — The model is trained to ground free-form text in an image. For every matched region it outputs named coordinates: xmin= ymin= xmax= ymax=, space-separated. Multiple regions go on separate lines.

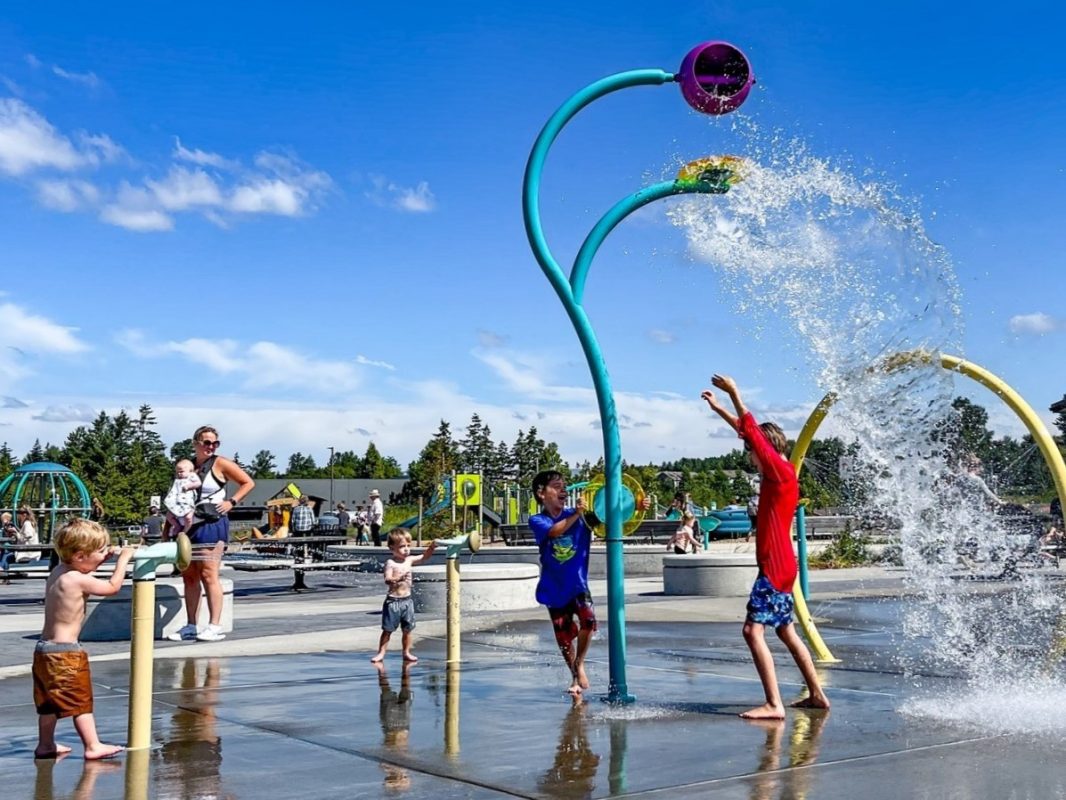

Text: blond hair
xmin=53 ymin=518 xmax=110 ymax=563
xmin=387 ymin=528 xmax=411 ymax=549
xmin=682 ymin=510 xmax=696 ymax=523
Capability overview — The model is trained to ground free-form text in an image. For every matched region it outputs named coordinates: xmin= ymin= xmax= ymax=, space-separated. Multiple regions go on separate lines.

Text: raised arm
xmin=702 ymin=387 xmax=739 ymax=432
xmin=409 ymin=540 xmax=438 ymax=566
xmin=79 ymin=545 xmax=137 ymax=597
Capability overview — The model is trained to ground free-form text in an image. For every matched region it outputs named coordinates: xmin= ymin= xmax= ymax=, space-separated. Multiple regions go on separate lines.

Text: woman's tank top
xmin=195 ymin=456 xmax=226 ymax=504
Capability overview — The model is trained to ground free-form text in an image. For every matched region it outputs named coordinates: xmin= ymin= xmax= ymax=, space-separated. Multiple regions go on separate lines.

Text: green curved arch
xmin=790 ymin=351 xmax=1066 ymax=664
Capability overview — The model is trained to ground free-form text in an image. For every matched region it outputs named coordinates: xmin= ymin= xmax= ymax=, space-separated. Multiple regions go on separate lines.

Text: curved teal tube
xmin=523 ymin=67 xmax=732 ymax=703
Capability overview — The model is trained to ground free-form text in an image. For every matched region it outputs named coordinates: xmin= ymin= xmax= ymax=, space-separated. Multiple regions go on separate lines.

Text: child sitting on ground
xmin=703 ymin=373 xmax=829 ymax=719
xmin=370 ymin=529 xmax=437 ymax=663
xmin=34 ymin=518 xmax=136 ymax=760
xmin=163 ymin=458 xmax=202 ymax=535
xmin=667 ymin=511 xmax=702 ymax=554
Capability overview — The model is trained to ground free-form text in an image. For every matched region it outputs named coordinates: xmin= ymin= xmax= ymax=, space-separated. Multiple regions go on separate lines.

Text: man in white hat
xmin=368 ymin=489 xmax=384 ymax=546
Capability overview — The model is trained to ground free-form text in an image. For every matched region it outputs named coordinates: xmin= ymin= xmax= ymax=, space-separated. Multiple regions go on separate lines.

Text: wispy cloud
xmin=355 ymin=355 xmax=396 ymax=371
xmin=36 ymin=179 xmax=100 ymax=212
xmin=1009 ymin=312 xmax=1060 ymax=336
xmin=2 ymin=396 xmax=28 ymax=408
xmin=173 ymin=137 xmax=238 ymax=170
xmin=0 ymin=98 xmax=89 ymax=175
xmin=32 ymin=404 xmax=98 ymax=422
xmin=116 ymin=330 xmax=362 ymax=393
xmin=477 ymin=329 xmax=508 ymax=348
xmin=365 ymin=175 xmax=436 ymax=213
xmin=52 ymin=65 xmax=101 ymax=89
xmin=647 ymin=328 xmax=676 ymax=345
xmin=0 ymin=301 xmax=89 ymax=382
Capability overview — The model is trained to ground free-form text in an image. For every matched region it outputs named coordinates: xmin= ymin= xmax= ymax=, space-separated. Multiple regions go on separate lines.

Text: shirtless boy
xmin=34 ymin=519 xmax=136 ymax=759
xmin=370 ymin=529 xmax=437 ymax=663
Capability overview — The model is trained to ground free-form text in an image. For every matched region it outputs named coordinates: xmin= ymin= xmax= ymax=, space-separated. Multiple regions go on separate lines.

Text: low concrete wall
xmin=412 ymin=563 xmax=539 ymax=613
xmin=82 ymin=577 xmax=234 ymax=642
xmin=663 ymin=554 xmax=758 ymax=597
xmin=329 ymin=544 xmax=675 ymax=577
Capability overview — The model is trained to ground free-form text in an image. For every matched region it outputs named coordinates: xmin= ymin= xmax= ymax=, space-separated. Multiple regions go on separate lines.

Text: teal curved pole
xmin=523 ymin=67 xmax=734 ymax=703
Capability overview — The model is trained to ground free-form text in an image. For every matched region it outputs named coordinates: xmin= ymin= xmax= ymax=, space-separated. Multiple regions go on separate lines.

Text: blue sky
xmin=0 ymin=2 xmax=1063 ymax=468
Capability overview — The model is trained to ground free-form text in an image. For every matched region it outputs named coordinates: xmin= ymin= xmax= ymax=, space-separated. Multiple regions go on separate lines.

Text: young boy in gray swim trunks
xmin=370 ymin=529 xmax=436 ymax=663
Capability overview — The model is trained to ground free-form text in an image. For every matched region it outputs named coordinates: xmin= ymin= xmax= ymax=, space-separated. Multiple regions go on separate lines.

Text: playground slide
xmin=394 ymin=479 xmax=453 ymax=531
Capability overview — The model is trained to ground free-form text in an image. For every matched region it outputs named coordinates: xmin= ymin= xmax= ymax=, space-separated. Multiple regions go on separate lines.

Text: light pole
xmin=328 ymin=446 xmax=335 ymax=509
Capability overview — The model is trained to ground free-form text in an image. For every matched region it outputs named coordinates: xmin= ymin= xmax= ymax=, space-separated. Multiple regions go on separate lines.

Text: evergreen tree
xmin=248 ymin=450 xmax=278 ymax=479
xmin=285 ymin=452 xmax=318 ymax=478
xmin=406 ymin=421 xmax=460 ymax=500
xmin=170 ymin=438 xmax=195 ymax=463
xmin=459 ymin=413 xmax=494 ymax=474
xmin=23 ymin=438 xmax=44 ymax=464
xmin=0 ymin=442 xmax=16 ymax=481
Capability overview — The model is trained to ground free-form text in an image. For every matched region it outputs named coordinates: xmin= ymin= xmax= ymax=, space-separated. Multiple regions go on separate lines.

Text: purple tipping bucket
xmin=678 ymin=41 xmax=754 ymax=115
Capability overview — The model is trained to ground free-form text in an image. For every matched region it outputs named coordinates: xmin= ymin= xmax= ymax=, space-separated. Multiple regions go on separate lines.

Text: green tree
xmin=459 ymin=413 xmax=495 ymax=474
xmin=247 ymin=450 xmax=278 ymax=479
xmin=170 ymin=438 xmax=195 ymax=463
xmin=406 ymin=421 xmax=461 ymax=500
xmin=23 ymin=439 xmax=44 ymax=464
xmin=285 ymin=452 xmax=318 ymax=478
xmin=0 ymin=442 xmax=16 ymax=481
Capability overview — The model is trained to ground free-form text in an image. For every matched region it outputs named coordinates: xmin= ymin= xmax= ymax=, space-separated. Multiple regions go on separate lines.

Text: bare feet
xmin=34 ymin=743 xmax=72 ymax=759
xmin=739 ymin=702 xmax=786 ymax=720
xmin=567 ymin=683 xmax=582 ymax=697
xmin=402 ymin=653 xmax=418 ymax=663
xmin=575 ymin=663 xmax=590 ymax=691
xmin=790 ymin=694 xmax=830 ymax=710
xmin=84 ymin=743 xmax=124 ymax=760
xmin=370 ymin=652 xmax=385 ymax=663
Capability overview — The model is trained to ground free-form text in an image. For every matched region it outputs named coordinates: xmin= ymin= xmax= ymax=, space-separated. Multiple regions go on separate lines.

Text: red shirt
xmin=739 ymin=412 xmax=798 ymax=592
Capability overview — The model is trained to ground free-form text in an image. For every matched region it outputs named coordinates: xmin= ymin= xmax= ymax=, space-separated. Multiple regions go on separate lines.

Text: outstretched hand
xmin=711 ymin=374 xmax=738 ymax=395
xmin=701 ymin=389 xmax=723 ymax=411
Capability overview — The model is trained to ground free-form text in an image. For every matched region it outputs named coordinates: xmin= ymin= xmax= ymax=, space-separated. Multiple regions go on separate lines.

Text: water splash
xmin=667 ymin=125 xmax=1060 ymax=726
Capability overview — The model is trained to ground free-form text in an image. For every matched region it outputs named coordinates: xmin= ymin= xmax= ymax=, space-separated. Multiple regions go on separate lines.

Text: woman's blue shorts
xmin=746 ymin=574 xmax=794 ymax=628
xmin=188 ymin=516 xmax=229 ymax=546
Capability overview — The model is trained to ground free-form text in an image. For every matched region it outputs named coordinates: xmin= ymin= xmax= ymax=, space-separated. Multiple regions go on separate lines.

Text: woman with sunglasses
xmin=168 ymin=425 xmax=254 ymax=643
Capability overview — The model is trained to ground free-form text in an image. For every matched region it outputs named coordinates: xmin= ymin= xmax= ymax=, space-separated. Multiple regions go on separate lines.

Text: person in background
xmin=290 ymin=495 xmax=315 ymax=536
xmin=336 ymin=503 xmax=351 ymax=535
xmin=141 ymin=504 xmax=166 ymax=545
xmin=368 ymin=489 xmax=385 ymax=546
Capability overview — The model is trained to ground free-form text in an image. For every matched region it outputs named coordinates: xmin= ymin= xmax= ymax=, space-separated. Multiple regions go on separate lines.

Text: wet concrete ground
xmin=3 ymin=567 xmax=1066 ymax=798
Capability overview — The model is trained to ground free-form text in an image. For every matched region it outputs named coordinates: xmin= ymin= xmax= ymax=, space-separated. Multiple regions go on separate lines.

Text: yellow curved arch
xmin=790 ymin=350 xmax=1066 ymax=664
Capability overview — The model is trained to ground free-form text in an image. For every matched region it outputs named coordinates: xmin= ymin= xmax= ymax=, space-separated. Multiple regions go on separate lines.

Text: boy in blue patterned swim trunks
xmin=704 ymin=374 xmax=829 ymax=719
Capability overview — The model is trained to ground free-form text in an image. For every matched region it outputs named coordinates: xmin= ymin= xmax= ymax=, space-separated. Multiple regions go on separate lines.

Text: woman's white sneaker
xmin=196 ymin=624 xmax=226 ymax=642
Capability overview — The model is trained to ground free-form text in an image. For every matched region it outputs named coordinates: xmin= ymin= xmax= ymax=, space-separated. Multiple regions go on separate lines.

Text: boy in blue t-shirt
xmin=530 ymin=470 xmax=596 ymax=697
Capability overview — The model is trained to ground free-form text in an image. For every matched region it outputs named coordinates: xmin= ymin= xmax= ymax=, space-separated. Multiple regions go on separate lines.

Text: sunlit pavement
xmin=2 ymin=567 xmax=1065 ymax=799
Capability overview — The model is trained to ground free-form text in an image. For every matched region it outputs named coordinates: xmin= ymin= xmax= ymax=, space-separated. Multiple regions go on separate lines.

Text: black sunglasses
xmin=198 ymin=439 xmax=221 ymax=448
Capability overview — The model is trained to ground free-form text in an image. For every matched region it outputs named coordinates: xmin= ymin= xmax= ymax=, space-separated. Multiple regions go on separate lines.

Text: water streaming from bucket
xmin=667 ymin=125 xmax=1060 ymax=731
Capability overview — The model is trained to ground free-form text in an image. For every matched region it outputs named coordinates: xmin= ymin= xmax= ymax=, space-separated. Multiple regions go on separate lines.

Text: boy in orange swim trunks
xmin=33 ymin=518 xmax=136 ymax=760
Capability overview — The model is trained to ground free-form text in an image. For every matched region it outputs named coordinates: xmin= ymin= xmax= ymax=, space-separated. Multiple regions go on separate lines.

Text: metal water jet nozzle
xmin=678 ymin=41 xmax=755 ymax=115
xmin=132 ymin=532 xmax=192 ymax=579
xmin=434 ymin=529 xmax=481 ymax=560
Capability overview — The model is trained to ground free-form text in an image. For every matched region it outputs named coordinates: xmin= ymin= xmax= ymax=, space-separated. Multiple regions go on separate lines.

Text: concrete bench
xmin=413 ymin=563 xmax=539 ymax=612
xmin=81 ymin=577 xmax=234 ymax=642
xmin=663 ymin=554 xmax=758 ymax=597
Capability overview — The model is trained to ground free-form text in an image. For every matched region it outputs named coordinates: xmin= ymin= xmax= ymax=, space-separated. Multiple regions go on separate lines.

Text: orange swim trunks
xmin=32 ymin=642 xmax=93 ymax=718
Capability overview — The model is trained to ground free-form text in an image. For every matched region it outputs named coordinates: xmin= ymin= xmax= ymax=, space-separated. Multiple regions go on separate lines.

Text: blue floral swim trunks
xmin=746 ymin=575 xmax=794 ymax=628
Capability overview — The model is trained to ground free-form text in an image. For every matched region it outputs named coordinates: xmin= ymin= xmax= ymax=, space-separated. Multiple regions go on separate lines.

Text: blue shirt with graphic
xmin=530 ymin=508 xmax=591 ymax=608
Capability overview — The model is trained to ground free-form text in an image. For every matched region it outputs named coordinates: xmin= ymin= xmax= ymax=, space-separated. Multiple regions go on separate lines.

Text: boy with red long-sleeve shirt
xmin=703 ymin=374 xmax=829 ymax=719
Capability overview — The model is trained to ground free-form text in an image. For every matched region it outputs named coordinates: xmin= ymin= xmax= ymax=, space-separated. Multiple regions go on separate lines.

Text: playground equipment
xmin=581 ymin=473 xmax=647 ymax=537
xmin=790 ymin=350 xmax=1066 ymax=664
xmin=0 ymin=461 xmax=91 ymax=542
xmin=127 ymin=533 xmax=192 ymax=751
xmin=524 ymin=40 xmax=754 ymax=702
xmin=434 ymin=528 xmax=482 ymax=664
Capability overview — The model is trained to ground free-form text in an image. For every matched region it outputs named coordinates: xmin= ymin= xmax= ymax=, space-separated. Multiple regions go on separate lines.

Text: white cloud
xmin=79 ymin=133 xmax=124 ymax=164
xmin=1 ymin=76 xmax=22 ymax=95
xmin=36 ymin=179 xmax=100 ymax=211
xmin=52 ymin=65 xmax=101 ymax=89
xmin=116 ymin=330 xmax=362 ymax=393
xmin=24 ymin=54 xmax=42 ymax=69
xmin=173 ymin=137 xmax=237 ymax=170
xmin=100 ymin=204 xmax=174 ymax=232
xmin=648 ymin=328 xmax=677 ymax=345
xmin=146 ymin=166 xmax=223 ymax=210
xmin=32 ymin=404 xmax=97 ymax=422
xmin=477 ymin=329 xmax=508 ymax=348
xmin=0 ymin=302 xmax=89 ymax=382
xmin=1009 ymin=312 xmax=1060 ymax=336
xmin=355 ymin=354 xmax=396 ymax=371
xmin=366 ymin=175 xmax=437 ymax=213
xmin=0 ymin=98 xmax=86 ymax=175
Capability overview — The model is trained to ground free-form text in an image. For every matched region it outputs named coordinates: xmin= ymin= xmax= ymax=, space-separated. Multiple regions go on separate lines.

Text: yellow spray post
xmin=127 ymin=533 xmax=192 ymax=751
xmin=445 ymin=665 xmax=460 ymax=758
xmin=434 ymin=530 xmax=481 ymax=665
